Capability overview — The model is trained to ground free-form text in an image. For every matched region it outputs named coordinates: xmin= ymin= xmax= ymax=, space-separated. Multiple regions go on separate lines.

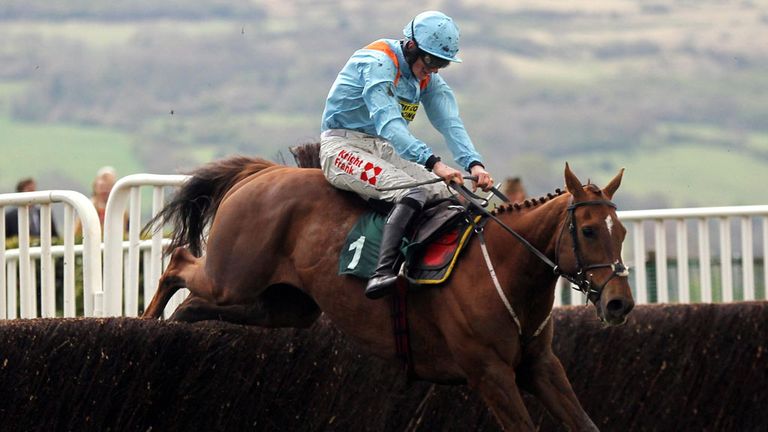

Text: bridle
xmin=554 ymin=197 xmax=630 ymax=304
xmin=450 ymin=184 xmax=630 ymax=330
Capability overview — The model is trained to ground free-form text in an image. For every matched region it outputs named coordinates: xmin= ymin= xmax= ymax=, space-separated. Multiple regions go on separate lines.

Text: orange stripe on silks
xmin=420 ymin=75 xmax=431 ymax=90
xmin=365 ymin=40 xmax=431 ymax=91
xmin=364 ymin=40 xmax=401 ymax=86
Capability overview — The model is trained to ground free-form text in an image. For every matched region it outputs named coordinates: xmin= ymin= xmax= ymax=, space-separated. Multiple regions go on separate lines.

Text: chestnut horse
xmin=142 ymin=156 xmax=633 ymax=431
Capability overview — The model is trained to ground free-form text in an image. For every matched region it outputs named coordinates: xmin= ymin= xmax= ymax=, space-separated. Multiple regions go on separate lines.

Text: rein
xmin=449 ymin=184 xmax=629 ymax=336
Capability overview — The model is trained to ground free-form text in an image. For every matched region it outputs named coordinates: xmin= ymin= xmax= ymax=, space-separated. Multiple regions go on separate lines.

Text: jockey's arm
xmin=364 ymin=81 xmax=464 ymax=185
xmin=422 ymin=75 xmax=494 ymax=191
xmin=362 ymin=79 xmax=437 ymax=166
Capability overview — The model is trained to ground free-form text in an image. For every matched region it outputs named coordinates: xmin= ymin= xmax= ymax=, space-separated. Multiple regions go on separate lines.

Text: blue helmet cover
xmin=403 ymin=11 xmax=462 ymax=63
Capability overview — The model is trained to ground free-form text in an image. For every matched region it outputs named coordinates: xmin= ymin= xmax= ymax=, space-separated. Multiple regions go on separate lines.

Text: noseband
xmin=555 ymin=198 xmax=630 ymax=304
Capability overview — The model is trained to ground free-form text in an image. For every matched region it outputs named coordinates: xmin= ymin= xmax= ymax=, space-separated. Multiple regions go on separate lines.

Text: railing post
xmin=63 ymin=207 xmax=76 ymax=317
xmin=50 ymin=191 xmax=103 ymax=316
xmin=654 ymin=220 xmax=668 ymax=303
xmin=18 ymin=207 xmax=33 ymax=318
xmin=676 ymin=219 xmax=690 ymax=303
xmin=764 ymin=218 xmax=768 ymax=299
xmin=698 ymin=218 xmax=712 ymax=302
xmin=40 ymin=204 xmax=54 ymax=317
xmin=632 ymin=221 xmax=647 ymax=303
xmin=0 ymin=209 xmax=4 ymax=319
xmin=741 ymin=216 xmax=754 ymax=300
xmin=720 ymin=217 xmax=733 ymax=302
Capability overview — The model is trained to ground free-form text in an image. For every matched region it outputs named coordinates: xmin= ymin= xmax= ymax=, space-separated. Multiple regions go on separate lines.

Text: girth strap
xmin=391 ymin=277 xmax=416 ymax=379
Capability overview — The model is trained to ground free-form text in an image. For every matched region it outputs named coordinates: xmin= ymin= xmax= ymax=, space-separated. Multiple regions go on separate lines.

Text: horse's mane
xmin=492 ymin=180 xmax=610 ymax=215
xmin=492 ymin=189 xmax=567 ymax=215
xmin=290 ymin=142 xmax=321 ymax=169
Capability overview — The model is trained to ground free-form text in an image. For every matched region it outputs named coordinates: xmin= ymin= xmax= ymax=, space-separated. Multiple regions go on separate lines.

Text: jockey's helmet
xmin=403 ymin=11 xmax=462 ymax=63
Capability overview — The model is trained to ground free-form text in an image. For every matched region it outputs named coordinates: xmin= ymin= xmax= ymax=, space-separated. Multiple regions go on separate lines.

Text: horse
xmin=142 ymin=154 xmax=634 ymax=431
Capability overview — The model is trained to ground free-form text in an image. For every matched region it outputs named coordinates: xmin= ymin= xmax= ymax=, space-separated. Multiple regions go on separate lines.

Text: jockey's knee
xmin=387 ymin=188 xmax=425 ymax=225
xmin=400 ymin=187 xmax=427 ymax=209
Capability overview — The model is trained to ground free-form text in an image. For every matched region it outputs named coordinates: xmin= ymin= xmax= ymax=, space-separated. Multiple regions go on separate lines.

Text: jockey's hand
xmin=432 ymin=161 xmax=464 ymax=186
xmin=470 ymin=165 xmax=494 ymax=192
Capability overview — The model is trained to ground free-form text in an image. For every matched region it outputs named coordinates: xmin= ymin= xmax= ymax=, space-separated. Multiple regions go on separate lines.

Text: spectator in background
xmin=76 ymin=166 xmax=120 ymax=236
xmin=4 ymin=177 xmax=59 ymax=238
xmin=501 ymin=177 xmax=527 ymax=203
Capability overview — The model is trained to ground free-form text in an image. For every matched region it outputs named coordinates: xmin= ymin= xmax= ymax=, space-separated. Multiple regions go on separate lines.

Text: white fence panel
xmin=556 ymin=205 xmax=768 ymax=305
xmin=102 ymin=174 xmax=189 ymax=317
xmin=0 ymin=191 xmax=102 ymax=318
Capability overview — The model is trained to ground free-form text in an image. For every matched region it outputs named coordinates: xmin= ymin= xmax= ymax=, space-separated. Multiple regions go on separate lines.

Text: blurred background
xmin=1 ymin=0 xmax=766 ymax=209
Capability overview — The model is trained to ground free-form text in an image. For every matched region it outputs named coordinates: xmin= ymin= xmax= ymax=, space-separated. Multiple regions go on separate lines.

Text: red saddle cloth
xmin=405 ymin=216 xmax=478 ymax=285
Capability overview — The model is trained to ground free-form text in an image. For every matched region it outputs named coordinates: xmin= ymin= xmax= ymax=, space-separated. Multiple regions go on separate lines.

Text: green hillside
xmin=0 ymin=117 xmax=143 ymax=192
xmin=1 ymin=0 xmax=766 ymax=208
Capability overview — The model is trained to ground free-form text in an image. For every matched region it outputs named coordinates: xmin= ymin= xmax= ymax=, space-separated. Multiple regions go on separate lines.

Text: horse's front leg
xmin=517 ymin=332 xmax=599 ymax=431
xmin=471 ymin=361 xmax=537 ymax=431
xmin=451 ymin=341 xmax=536 ymax=431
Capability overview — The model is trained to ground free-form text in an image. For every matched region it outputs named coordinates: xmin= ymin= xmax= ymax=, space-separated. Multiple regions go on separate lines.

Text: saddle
xmin=338 ymin=199 xmax=481 ymax=285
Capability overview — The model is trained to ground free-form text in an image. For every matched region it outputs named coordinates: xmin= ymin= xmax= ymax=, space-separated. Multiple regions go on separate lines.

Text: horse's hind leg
xmin=170 ymin=284 xmax=321 ymax=328
xmin=142 ymin=247 xmax=203 ymax=319
xmin=168 ymin=295 xmax=258 ymax=323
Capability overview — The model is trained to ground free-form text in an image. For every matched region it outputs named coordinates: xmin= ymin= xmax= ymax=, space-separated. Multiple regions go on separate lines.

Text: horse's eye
xmin=582 ymin=227 xmax=596 ymax=238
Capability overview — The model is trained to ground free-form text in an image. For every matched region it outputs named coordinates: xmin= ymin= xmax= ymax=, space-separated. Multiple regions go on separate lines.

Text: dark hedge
xmin=0 ymin=302 xmax=765 ymax=431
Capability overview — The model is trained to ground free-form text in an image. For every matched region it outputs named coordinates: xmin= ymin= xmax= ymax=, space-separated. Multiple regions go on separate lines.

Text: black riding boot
xmin=365 ymin=199 xmax=421 ymax=299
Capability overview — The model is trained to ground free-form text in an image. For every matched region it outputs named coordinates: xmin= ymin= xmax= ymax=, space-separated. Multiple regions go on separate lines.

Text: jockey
xmin=320 ymin=11 xmax=494 ymax=299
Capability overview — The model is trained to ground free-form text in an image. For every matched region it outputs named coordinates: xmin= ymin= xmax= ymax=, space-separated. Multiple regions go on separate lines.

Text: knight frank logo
xmin=360 ymin=162 xmax=382 ymax=185
xmin=334 ymin=150 xmax=383 ymax=184
xmin=334 ymin=149 xmax=363 ymax=175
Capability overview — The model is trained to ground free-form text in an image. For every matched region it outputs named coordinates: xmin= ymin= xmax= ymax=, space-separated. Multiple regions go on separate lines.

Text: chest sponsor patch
xmin=399 ymin=99 xmax=420 ymax=122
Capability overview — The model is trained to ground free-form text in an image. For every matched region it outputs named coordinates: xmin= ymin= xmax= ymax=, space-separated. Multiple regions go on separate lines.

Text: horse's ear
xmin=564 ymin=162 xmax=585 ymax=200
xmin=603 ymin=167 xmax=625 ymax=200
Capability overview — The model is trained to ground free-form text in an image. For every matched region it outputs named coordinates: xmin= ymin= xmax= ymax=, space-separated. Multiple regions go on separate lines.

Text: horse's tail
xmin=144 ymin=156 xmax=278 ymax=257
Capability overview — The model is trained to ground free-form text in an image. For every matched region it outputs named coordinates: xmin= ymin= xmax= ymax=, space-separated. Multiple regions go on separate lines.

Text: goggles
xmin=410 ymin=19 xmax=451 ymax=69
xmin=421 ymin=53 xmax=450 ymax=69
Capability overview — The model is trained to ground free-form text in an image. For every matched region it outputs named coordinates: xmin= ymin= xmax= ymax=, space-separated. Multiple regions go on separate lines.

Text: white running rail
xmin=555 ymin=205 xmax=768 ymax=306
xmin=3 ymin=184 xmax=764 ymax=317
xmin=102 ymin=174 xmax=189 ymax=317
xmin=0 ymin=191 xmax=102 ymax=318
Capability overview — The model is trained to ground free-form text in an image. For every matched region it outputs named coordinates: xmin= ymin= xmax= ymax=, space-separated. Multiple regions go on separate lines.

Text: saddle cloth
xmin=338 ymin=200 xmax=479 ymax=285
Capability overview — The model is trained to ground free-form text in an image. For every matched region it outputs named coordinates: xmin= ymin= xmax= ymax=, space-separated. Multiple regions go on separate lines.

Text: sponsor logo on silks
xmin=334 ymin=149 xmax=364 ymax=175
xmin=399 ymin=99 xmax=419 ymax=122
xmin=360 ymin=162 xmax=383 ymax=185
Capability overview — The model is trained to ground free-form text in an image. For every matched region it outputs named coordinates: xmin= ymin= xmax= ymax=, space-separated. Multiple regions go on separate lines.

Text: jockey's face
xmin=411 ymin=56 xmax=440 ymax=81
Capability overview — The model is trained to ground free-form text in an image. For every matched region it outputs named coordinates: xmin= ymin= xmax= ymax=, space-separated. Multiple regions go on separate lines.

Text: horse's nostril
xmin=606 ymin=299 xmax=627 ymax=315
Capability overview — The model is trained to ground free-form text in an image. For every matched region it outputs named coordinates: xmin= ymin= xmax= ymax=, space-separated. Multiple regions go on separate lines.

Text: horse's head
xmin=558 ymin=163 xmax=634 ymax=325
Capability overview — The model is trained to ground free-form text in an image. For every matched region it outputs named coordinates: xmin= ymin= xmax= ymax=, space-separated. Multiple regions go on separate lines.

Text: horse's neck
xmin=479 ymin=197 xmax=569 ymax=328
xmin=490 ymin=196 xmax=568 ymax=266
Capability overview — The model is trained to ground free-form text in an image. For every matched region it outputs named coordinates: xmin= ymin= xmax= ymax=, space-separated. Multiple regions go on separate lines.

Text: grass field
xmin=1 ymin=20 xmax=241 ymax=48
xmin=564 ymin=134 xmax=768 ymax=207
xmin=0 ymin=116 xmax=144 ymax=193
